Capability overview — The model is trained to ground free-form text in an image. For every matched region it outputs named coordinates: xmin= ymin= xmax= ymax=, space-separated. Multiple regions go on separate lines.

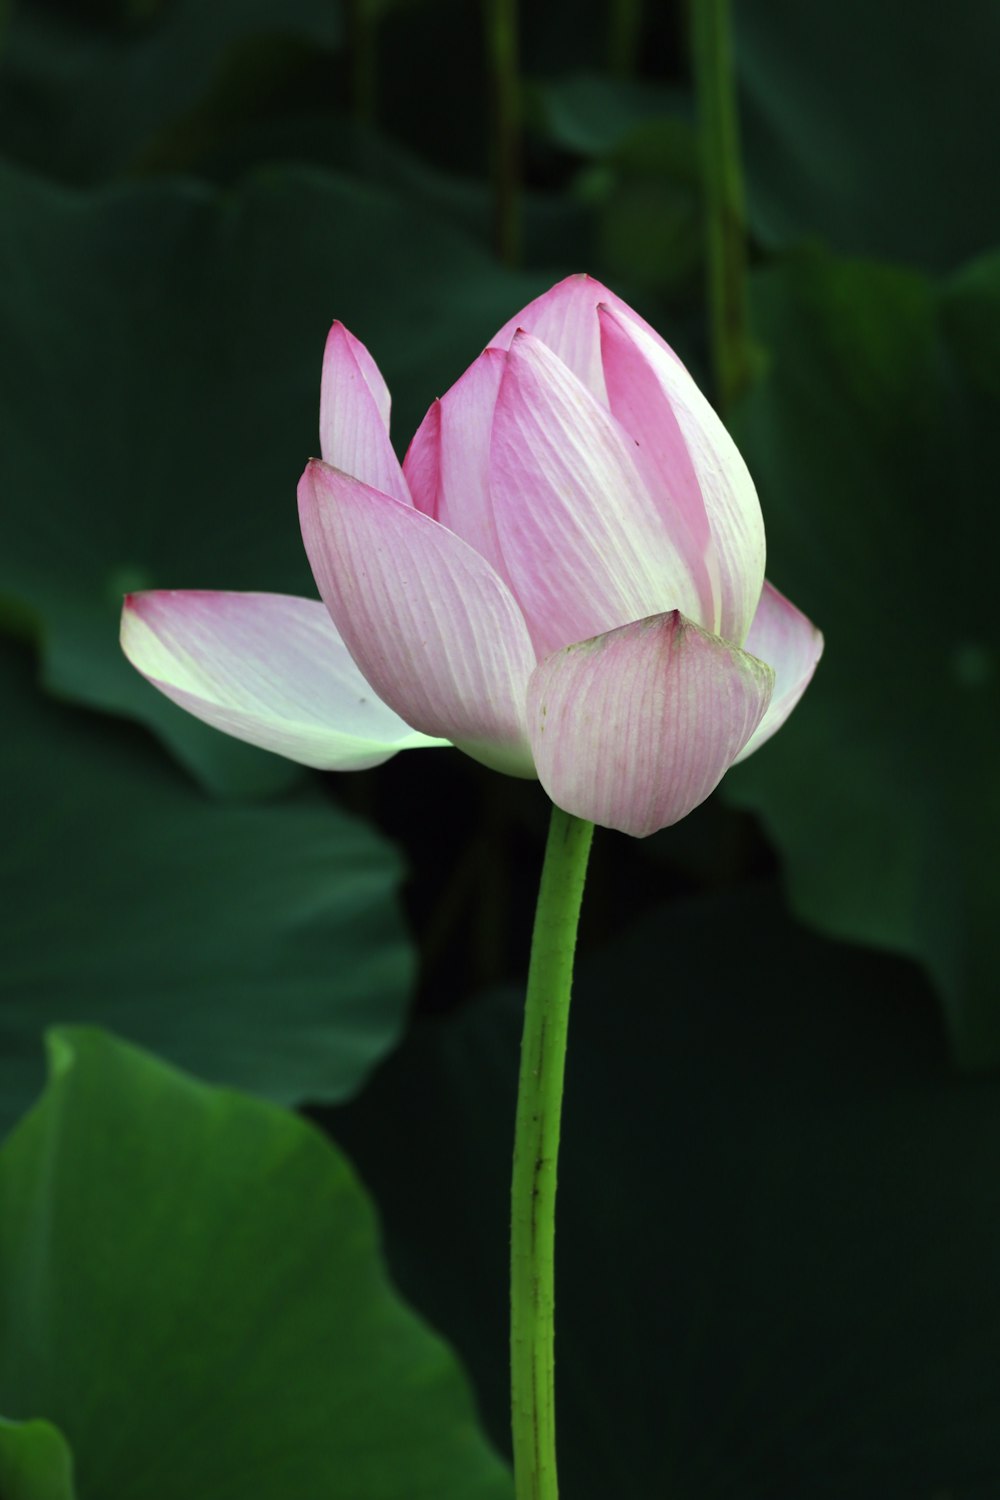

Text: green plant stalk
xmin=691 ymin=0 xmax=752 ymax=410
xmin=609 ymin=0 xmax=643 ymax=79
xmin=510 ymin=805 xmax=595 ymax=1500
xmin=485 ymin=0 xmax=521 ymax=265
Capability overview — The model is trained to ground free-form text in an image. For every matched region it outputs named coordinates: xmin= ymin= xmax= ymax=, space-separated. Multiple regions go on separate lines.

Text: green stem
xmin=510 ymin=805 xmax=595 ymax=1500
xmin=485 ymin=0 xmax=521 ymax=265
xmin=609 ymin=0 xmax=643 ymax=79
xmin=691 ymin=0 xmax=752 ymax=411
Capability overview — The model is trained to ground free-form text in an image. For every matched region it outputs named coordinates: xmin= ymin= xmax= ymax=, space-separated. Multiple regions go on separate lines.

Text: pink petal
xmin=319 ymin=322 xmax=411 ymax=504
xmin=527 ymin=612 xmax=774 ymax=837
xmin=597 ymin=304 xmax=717 ymax=630
xmin=400 ymin=397 xmax=442 ymax=518
xmin=336 ymin=322 xmax=392 ymax=428
xmin=598 ymin=304 xmax=765 ymax=645
xmin=120 ymin=591 xmax=443 ymax=770
xmin=490 ymin=331 xmax=705 ymax=658
xmin=489 ymin=273 xmax=677 ymax=404
xmin=298 ymin=460 xmax=537 ymax=776
xmin=733 ymin=580 xmax=823 ymax=762
xmin=402 ymin=347 xmax=509 ymax=579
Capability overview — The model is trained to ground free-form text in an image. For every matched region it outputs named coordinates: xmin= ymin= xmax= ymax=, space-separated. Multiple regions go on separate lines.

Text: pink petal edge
xmin=732 ymin=580 xmax=824 ymax=763
xmin=488 ymin=272 xmax=679 ymax=403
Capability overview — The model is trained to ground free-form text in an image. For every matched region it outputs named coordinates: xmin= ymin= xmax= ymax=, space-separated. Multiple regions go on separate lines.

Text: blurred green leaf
xmin=0 ymin=1418 xmax=76 ymax=1500
xmin=529 ymin=71 xmax=682 ymax=159
xmin=0 ymin=0 xmax=342 ymax=182
xmin=155 ymin=114 xmax=589 ymax=271
xmin=0 ymin=642 xmax=416 ymax=1131
xmin=726 ymin=248 xmax=1000 ymax=1066
xmin=529 ymin=73 xmax=701 ymax=300
xmin=735 ymin=0 xmax=1000 ymax=270
xmin=0 ymin=1026 xmax=511 ymax=1500
xmin=334 ymin=884 xmax=1000 ymax=1496
xmin=0 ymin=160 xmax=546 ymax=794
xmin=588 ymin=117 xmax=702 ymax=297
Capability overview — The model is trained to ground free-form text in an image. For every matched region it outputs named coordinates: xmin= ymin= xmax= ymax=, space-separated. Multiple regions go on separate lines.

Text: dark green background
xmin=1 ymin=0 xmax=998 ymax=1495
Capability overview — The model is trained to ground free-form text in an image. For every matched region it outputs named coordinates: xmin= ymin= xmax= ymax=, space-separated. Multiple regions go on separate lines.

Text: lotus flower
xmin=121 ymin=276 xmax=822 ymax=837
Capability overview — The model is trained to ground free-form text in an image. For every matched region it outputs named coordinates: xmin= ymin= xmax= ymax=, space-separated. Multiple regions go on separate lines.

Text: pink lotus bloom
xmin=121 ymin=276 xmax=822 ymax=837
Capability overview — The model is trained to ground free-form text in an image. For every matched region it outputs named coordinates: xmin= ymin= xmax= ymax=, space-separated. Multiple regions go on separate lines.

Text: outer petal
xmin=599 ymin=304 xmax=765 ymax=645
xmin=319 ymin=322 xmax=411 ymax=504
xmin=298 ymin=460 xmax=537 ymax=777
xmin=732 ymin=580 xmax=823 ymax=763
xmin=490 ymin=331 xmax=705 ymax=658
xmin=120 ymin=591 xmax=443 ymax=770
xmin=596 ymin=304 xmax=717 ymax=631
xmin=527 ymin=612 xmax=774 ymax=837
xmin=402 ymin=347 xmax=509 ymax=579
xmin=488 ymin=272 xmax=678 ymax=404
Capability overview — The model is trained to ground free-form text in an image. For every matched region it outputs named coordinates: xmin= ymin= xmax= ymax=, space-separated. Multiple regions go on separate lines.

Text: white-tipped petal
xmin=121 ymin=591 xmax=443 ymax=770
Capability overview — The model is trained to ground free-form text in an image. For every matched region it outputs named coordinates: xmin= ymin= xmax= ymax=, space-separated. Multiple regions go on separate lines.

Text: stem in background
xmin=346 ymin=0 xmax=377 ymax=127
xmin=609 ymin=0 xmax=643 ymax=79
xmin=510 ymin=806 xmax=595 ymax=1500
xmin=690 ymin=0 xmax=752 ymax=410
xmin=485 ymin=0 xmax=521 ymax=265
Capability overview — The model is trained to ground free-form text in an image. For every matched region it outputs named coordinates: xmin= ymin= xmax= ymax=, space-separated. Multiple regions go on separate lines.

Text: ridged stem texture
xmin=510 ymin=805 xmax=595 ymax=1500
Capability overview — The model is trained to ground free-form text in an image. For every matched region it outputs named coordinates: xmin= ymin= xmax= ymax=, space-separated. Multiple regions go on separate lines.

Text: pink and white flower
xmin=121 ymin=275 xmax=822 ymax=837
